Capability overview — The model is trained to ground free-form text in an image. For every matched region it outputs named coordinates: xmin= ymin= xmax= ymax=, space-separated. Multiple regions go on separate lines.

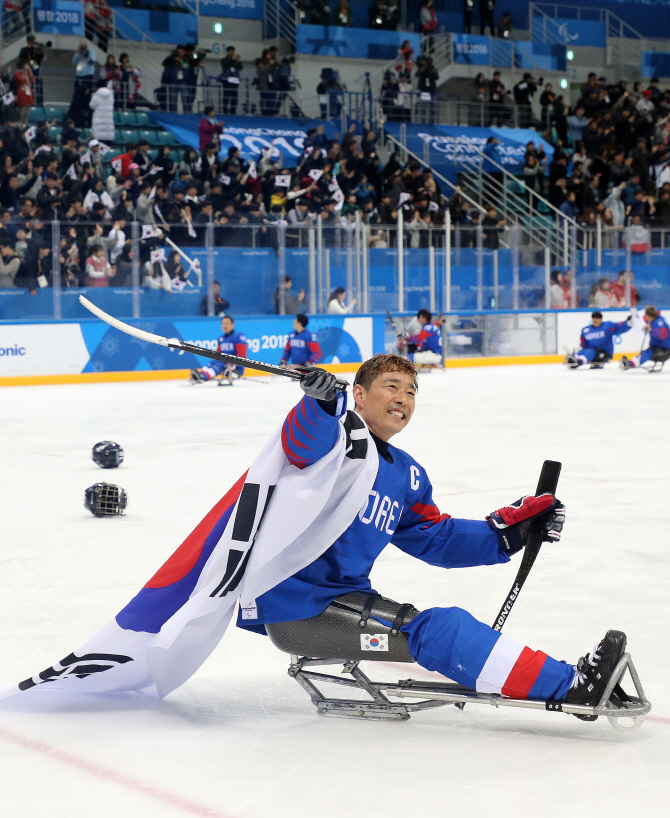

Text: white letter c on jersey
xmin=410 ymin=466 xmax=420 ymax=491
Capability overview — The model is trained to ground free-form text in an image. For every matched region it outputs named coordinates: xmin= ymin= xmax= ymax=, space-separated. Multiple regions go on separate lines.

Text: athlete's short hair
xmin=296 ymin=313 xmax=309 ymax=328
xmin=645 ymin=305 xmax=659 ymax=319
xmin=591 ymin=311 xmax=603 ymax=319
xmin=354 ymin=354 xmax=418 ymax=392
xmin=222 ymin=315 xmax=234 ymax=324
xmin=417 ymin=309 xmax=432 ymax=322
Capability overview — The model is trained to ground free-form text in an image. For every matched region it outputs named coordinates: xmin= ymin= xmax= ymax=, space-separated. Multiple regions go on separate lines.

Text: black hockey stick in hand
xmin=492 ymin=459 xmax=562 ymax=632
xmin=78 ymin=296 xmax=350 ymax=390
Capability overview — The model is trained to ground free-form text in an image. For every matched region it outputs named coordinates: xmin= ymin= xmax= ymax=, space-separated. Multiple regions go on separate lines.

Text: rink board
xmin=0 ymin=309 xmax=648 ymax=384
xmin=0 ymin=315 xmax=379 ymax=380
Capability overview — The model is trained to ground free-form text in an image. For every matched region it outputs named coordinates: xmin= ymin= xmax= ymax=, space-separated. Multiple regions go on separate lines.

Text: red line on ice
xmin=0 ymin=726 xmax=233 ymax=817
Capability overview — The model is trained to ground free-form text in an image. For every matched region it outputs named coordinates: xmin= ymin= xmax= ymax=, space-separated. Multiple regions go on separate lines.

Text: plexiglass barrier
xmin=2 ymin=221 xmax=670 ymax=321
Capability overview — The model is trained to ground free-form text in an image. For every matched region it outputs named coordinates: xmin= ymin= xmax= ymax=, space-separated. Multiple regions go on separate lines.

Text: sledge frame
xmin=286 ymin=652 xmax=651 ymax=731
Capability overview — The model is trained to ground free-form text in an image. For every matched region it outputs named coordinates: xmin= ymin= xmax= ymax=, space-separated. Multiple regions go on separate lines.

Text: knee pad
xmin=266 ymin=592 xmax=419 ymax=663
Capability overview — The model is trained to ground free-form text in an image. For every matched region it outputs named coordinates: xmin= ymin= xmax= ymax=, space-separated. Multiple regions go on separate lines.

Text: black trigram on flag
xmin=210 ymin=483 xmax=275 ymax=598
xmin=19 ymin=652 xmax=133 ymax=690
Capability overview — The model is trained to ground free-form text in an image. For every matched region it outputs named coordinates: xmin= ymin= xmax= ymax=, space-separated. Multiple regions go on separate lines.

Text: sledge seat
xmin=266 ymin=591 xmax=419 ymax=663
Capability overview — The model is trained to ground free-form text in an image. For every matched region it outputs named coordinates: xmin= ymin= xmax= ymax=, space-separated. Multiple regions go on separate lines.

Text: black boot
xmin=565 ymin=353 xmax=581 ymax=369
xmin=565 ymin=630 xmax=627 ymax=720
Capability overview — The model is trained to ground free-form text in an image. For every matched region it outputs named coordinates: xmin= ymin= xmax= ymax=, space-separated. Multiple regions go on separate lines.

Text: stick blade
xmin=78 ymin=295 xmax=169 ymax=347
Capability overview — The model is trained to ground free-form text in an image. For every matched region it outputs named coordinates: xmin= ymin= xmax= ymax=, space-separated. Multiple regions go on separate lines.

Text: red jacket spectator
xmin=610 ymin=272 xmax=640 ymax=306
xmin=199 ymin=108 xmax=223 ymax=153
xmin=420 ymin=0 xmax=438 ymax=33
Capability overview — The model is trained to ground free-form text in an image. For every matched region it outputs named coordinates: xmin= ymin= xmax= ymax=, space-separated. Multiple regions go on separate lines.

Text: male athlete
xmin=238 ymin=353 xmax=626 ymax=712
xmin=566 ymin=311 xmax=632 ymax=369
xmin=279 ymin=314 xmax=322 ymax=367
xmin=190 ymin=315 xmax=247 ymax=383
xmin=403 ymin=309 xmax=444 ymax=366
xmin=621 ymin=306 xmax=670 ymax=369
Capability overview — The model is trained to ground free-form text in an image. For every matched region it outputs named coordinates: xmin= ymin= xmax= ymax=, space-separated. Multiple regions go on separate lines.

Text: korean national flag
xmin=360 ymin=634 xmax=388 ymax=651
xmin=24 ymin=126 xmax=37 ymax=143
xmin=2 ymin=91 xmax=15 ymax=106
xmin=142 ymin=225 xmax=158 ymax=239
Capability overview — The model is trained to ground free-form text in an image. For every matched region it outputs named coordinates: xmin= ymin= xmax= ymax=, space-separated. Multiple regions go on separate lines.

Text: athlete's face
xmin=222 ymin=317 xmax=233 ymax=333
xmin=353 ymin=370 xmax=416 ymax=442
xmin=592 ymin=317 xmax=603 ymax=327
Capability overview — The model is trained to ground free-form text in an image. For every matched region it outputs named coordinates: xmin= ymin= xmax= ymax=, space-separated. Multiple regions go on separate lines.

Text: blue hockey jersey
xmin=648 ymin=315 xmax=670 ymax=349
xmin=408 ymin=323 xmax=443 ymax=355
xmin=237 ymin=393 xmax=504 ymax=632
xmin=203 ymin=329 xmax=248 ymax=379
xmin=580 ymin=319 xmax=630 ymax=357
xmin=280 ymin=328 xmax=322 ymax=366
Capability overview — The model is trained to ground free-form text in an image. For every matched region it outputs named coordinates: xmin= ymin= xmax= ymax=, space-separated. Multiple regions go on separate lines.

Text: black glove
xmin=486 ymin=494 xmax=566 ymax=555
xmin=295 ymin=365 xmax=338 ymax=401
xmin=626 ymin=313 xmax=634 ymax=327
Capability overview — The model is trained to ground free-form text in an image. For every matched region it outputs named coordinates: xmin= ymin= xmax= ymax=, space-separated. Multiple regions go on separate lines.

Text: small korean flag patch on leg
xmin=361 ymin=634 xmax=388 ymax=651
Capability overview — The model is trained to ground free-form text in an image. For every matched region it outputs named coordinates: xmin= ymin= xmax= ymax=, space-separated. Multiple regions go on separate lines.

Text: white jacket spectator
xmin=90 ymin=83 xmax=115 ymax=141
xmin=327 ymin=287 xmax=356 ymax=314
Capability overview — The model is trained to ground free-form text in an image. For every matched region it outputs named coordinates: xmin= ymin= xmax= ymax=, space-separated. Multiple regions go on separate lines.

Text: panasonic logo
xmin=0 ymin=345 xmax=26 ymax=356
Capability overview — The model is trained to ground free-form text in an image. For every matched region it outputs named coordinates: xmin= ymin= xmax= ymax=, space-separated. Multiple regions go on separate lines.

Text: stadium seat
xmin=158 ymin=130 xmax=178 ymax=146
xmin=48 ymin=126 xmax=62 ymax=143
xmin=80 ymin=128 xmax=92 ymax=142
xmin=140 ymin=129 xmax=162 ymax=146
xmin=169 ymin=149 xmax=183 ymax=164
xmin=28 ymin=107 xmax=46 ymax=122
xmin=117 ymin=128 xmax=140 ymax=145
xmin=114 ymin=110 xmax=135 ymax=128
xmin=134 ymin=112 xmax=155 ymax=128
xmin=43 ymin=106 xmax=65 ymax=122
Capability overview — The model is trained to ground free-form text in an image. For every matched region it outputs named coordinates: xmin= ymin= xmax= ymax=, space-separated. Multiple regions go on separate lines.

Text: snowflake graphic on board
xmin=93 ymin=361 xmax=106 ymax=372
xmin=130 ymin=323 xmax=157 ymax=350
xmin=100 ymin=335 xmax=119 ymax=357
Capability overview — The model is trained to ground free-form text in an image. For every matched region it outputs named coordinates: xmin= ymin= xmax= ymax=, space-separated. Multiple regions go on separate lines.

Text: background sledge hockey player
xmin=238 ymin=353 xmax=627 ymax=715
xmin=621 ymin=305 xmax=670 ymax=369
xmin=401 ymin=309 xmax=444 ymax=367
xmin=190 ymin=315 xmax=247 ymax=383
xmin=566 ymin=310 xmax=632 ymax=369
xmin=279 ymin=314 xmax=322 ymax=367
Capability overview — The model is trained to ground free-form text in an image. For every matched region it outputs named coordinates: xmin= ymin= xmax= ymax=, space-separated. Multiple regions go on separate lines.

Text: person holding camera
xmin=73 ymin=40 xmax=96 ymax=89
xmin=184 ymin=44 xmax=206 ymax=113
xmin=513 ymin=72 xmax=538 ymax=129
xmin=310 ymin=0 xmax=331 ymax=25
xmin=497 ymin=11 xmax=513 ymax=38
xmin=479 ymin=0 xmax=495 ymax=36
xmin=220 ymin=46 xmax=243 ymax=115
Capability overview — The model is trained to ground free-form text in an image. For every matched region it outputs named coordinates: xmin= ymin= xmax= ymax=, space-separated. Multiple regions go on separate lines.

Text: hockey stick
xmin=492 ymin=460 xmax=562 ymax=632
xmin=78 ymin=295 xmax=350 ymax=389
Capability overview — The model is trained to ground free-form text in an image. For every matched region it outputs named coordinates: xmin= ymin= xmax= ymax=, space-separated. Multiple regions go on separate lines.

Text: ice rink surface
xmin=0 ymin=363 xmax=668 ymax=818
